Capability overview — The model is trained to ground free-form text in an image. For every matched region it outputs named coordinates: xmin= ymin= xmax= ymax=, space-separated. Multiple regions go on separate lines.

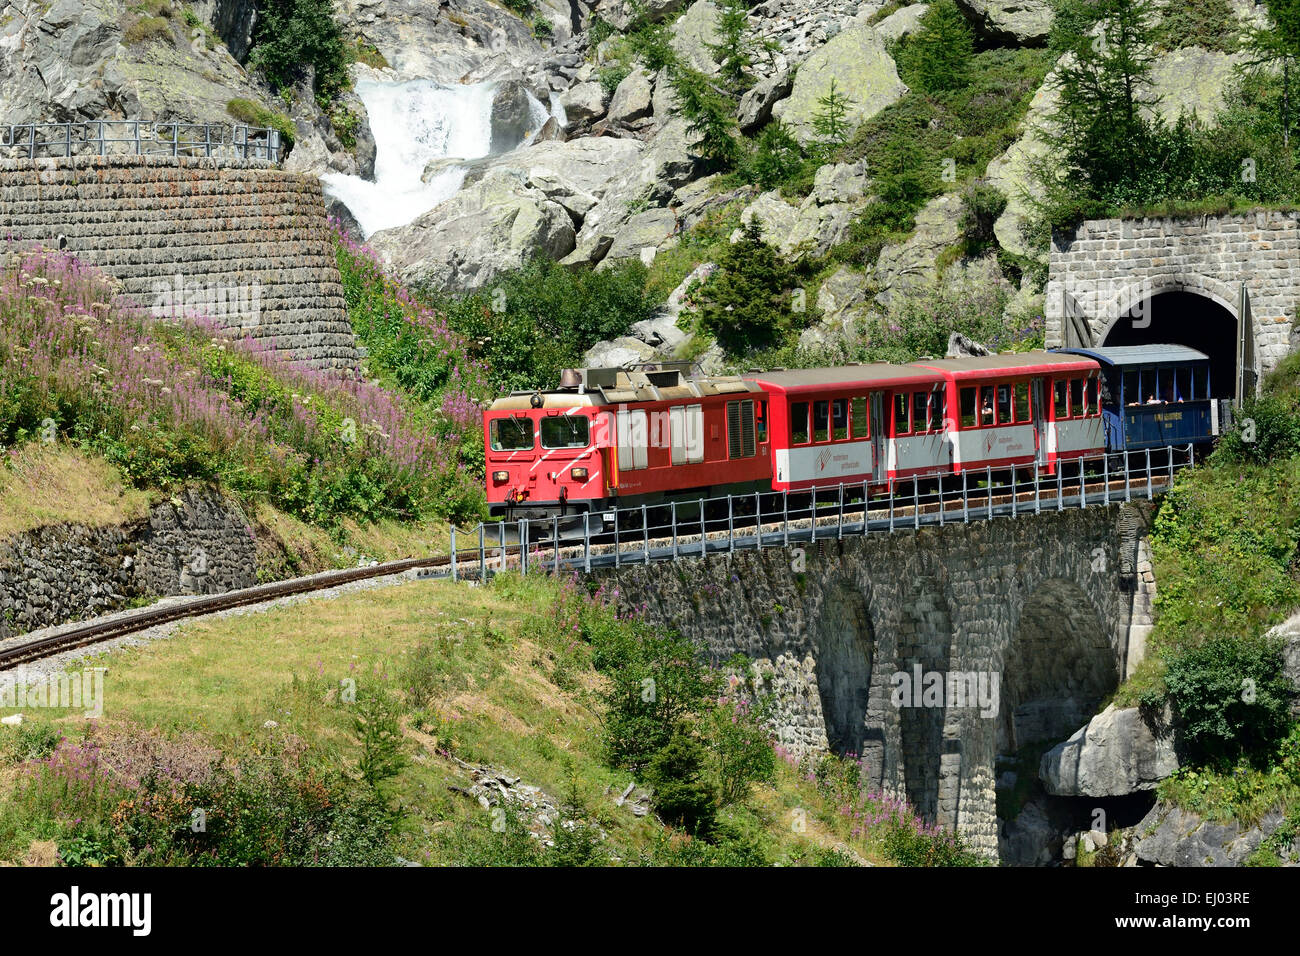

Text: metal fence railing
xmin=423 ymin=444 xmax=1196 ymax=584
xmin=0 ymin=121 xmax=283 ymax=163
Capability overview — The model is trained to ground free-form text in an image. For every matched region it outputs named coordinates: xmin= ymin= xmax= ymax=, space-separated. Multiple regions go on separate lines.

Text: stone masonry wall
xmin=0 ymin=486 xmax=257 ymax=638
xmin=1046 ymin=212 xmax=1300 ymax=376
xmin=605 ymin=503 xmax=1155 ymax=860
xmin=0 ymin=156 xmax=359 ymax=373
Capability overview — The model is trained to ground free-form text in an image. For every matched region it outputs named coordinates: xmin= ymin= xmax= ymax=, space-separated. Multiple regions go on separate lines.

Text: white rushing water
xmin=324 ymin=79 xmax=555 ymax=238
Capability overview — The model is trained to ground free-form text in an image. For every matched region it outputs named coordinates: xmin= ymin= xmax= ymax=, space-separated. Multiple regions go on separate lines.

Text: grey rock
xmin=737 ymin=72 xmax=794 ymax=133
xmin=609 ymin=68 xmax=655 ymax=125
xmin=560 ymin=81 xmax=610 ymax=126
xmin=954 ymin=0 xmax=1054 ymax=45
xmin=872 ymin=4 xmax=930 ymax=43
xmin=1134 ymin=803 xmax=1288 ymax=867
xmin=670 ymin=0 xmax=722 ymax=75
xmin=1040 ymin=704 xmax=1179 ymax=798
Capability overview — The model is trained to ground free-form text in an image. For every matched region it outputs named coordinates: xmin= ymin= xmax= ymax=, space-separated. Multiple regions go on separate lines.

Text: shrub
xmin=891 ymin=0 xmax=976 ymax=94
xmin=1158 ymin=635 xmax=1294 ymax=768
xmin=1156 ymin=0 xmax=1241 ymax=52
xmin=352 ymin=685 xmax=407 ymax=789
xmin=643 ymin=732 xmax=717 ymax=836
xmin=688 ymin=218 xmax=804 ymax=354
xmin=123 ymin=15 xmax=172 ymax=44
xmin=1213 ymin=394 xmax=1300 ymax=465
xmin=599 ymin=63 xmax=633 ymax=94
xmin=959 ymin=180 xmax=1009 ymax=256
xmin=225 ymin=98 xmax=295 ymax=148
xmin=741 ymin=121 xmax=807 ymax=190
xmin=250 ymin=0 xmax=350 ymax=101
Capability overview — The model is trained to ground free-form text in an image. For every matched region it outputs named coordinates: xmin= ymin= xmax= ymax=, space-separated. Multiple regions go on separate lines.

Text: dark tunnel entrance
xmin=1105 ymin=290 xmax=1240 ymax=398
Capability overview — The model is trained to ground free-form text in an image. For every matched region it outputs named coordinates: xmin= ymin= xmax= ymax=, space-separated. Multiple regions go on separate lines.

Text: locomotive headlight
xmin=492 ymin=471 xmax=509 ymax=482
xmin=571 ymin=467 xmax=589 ymax=480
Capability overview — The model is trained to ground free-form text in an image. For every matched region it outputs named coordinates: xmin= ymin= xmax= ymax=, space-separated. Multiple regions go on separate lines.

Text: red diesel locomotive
xmin=483 ymin=354 xmax=1107 ymax=521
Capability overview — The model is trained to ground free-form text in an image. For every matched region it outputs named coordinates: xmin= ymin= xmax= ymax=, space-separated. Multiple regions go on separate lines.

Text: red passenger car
xmin=482 ymin=367 xmax=772 ymax=521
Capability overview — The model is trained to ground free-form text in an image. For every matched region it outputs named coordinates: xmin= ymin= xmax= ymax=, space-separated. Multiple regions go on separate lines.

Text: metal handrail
xmin=438 ymin=444 xmax=1196 ymax=582
xmin=0 ymin=121 xmax=283 ymax=163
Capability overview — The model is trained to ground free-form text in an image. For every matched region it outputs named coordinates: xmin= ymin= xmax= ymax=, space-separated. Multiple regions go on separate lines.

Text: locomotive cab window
xmin=851 ymin=396 xmax=869 ymax=439
xmin=727 ymin=400 xmax=757 ymax=459
xmin=791 ymin=402 xmax=810 ymax=444
xmin=894 ymin=393 xmax=910 ymax=435
xmin=541 ymin=415 xmax=590 ymax=449
xmin=490 ymin=416 xmax=534 ymax=451
xmin=960 ymin=387 xmax=977 ymax=428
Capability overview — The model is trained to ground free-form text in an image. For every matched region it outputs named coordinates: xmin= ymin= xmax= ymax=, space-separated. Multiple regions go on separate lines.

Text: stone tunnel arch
xmin=1000 ymin=578 xmax=1120 ymax=756
xmin=1098 ymin=278 xmax=1242 ymax=399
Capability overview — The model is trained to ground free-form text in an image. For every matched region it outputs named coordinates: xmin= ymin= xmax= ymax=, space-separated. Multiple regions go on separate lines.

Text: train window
xmin=1014 ymin=382 xmax=1031 ymax=423
xmin=755 ymin=401 xmax=768 ymax=444
xmin=996 ymin=384 xmax=1012 ymax=424
xmin=791 ymin=402 xmax=810 ymax=445
xmin=851 ymin=396 xmax=869 ymax=439
xmin=1054 ymin=379 xmax=1068 ymax=417
xmin=913 ymin=392 xmax=929 ymax=433
xmin=813 ymin=400 xmax=831 ymax=442
xmin=894 ymin=392 xmax=911 ymax=435
xmin=727 ymin=400 xmax=756 ymax=459
xmin=960 ymin=387 xmax=976 ymax=428
xmin=929 ymin=391 xmax=945 ymax=432
xmin=1124 ymin=371 xmax=1139 ymax=406
xmin=490 ymin=416 xmax=534 ymax=452
xmin=1089 ymin=376 xmax=1101 ymax=413
xmin=831 ymin=398 xmax=848 ymax=441
xmin=979 ymin=385 xmax=995 ymax=426
xmin=1069 ymin=378 xmax=1084 ymax=418
xmin=541 ymin=415 xmax=589 ymax=449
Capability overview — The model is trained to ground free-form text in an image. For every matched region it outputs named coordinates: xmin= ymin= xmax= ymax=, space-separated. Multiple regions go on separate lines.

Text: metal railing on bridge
xmin=429 ymin=444 xmax=1196 ymax=584
xmin=1 ymin=121 xmax=283 ymax=163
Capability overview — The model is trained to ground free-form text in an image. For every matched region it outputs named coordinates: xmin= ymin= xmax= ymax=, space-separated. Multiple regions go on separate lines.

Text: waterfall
xmin=324 ymin=78 xmax=561 ymax=239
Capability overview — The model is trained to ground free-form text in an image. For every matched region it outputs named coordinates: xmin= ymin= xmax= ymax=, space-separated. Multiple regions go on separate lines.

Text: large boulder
xmin=489 ymin=80 xmax=543 ymax=154
xmin=737 ymin=72 xmax=794 ymax=133
xmin=462 ymin=136 xmax=645 ymax=197
xmin=873 ymin=4 xmax=930 ymax=43
xmin=874 ymin=192 xmax=966 ymax=304
xmin=954 ymin=0 xmax=1054 ymax=46
xmin=609 ymin=68 xmax=655 ymax=125
xmin=336 ymin=0 xmax=543 ymax=83
xmin=670 ymin=0 xmax=722 ymax=74
xmin=774 ymin=23 xmax=908 ymax=145
xmin=559 ymin=81 xmax=611 ymax=126
xmin=1133 ymin=802 xmax=1291 ymax=866
xmin=596 ymin=0 xmax=685 ymax=31
xmin=368 ymin=168 xmax=576 ymax=293
xmin=1039 ymin=704 xmax=1179 ymax=798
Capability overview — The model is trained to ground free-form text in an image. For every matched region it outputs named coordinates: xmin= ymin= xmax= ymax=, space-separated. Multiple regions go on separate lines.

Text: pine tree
xmin=896 ymin=0 xmax=975 ymax=94
xmin=707 ymin=0 xmax=763 ymax=92
xmin=692 ymin=218 xmax=799 ymax=353
xmin=1247 ymin=0 xmax=1300 ymax=146
xmin=811 ymin=78 xmax=855 ymax=151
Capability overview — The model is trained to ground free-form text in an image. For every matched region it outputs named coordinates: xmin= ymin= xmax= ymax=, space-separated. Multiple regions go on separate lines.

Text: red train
xmin=483 ymin=354 xmax=1107 ymax=522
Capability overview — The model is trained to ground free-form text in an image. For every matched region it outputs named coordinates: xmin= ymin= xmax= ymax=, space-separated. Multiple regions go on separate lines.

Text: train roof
xmin=486 ymin=366 xmax=760 ymax=412
xmin=743 ymin=364 xmax=942 ymax=394
xmin=910 ymin=350 xmax=1098 ymax=379
xmin=1054 ymin=345 xmax=1210 ymax=367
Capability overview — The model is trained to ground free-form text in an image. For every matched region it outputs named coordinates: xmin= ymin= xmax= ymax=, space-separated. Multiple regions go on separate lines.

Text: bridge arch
xmin=999 ymin=577 xmax=1120 ymax=754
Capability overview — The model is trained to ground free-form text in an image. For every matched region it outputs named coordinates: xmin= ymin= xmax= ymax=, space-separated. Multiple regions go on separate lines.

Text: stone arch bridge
xmin=604 ymin=502 xmax=1156 ymax=860
xmin=1046 ymin=211 xmax=1300 ymax=401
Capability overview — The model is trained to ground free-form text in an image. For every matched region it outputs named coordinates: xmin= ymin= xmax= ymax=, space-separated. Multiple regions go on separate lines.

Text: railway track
xmin=0 ymin=458 xmax=1178 ymax=670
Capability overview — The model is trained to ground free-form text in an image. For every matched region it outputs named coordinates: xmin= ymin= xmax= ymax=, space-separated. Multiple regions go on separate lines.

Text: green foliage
xmin=707 ymin=0 xmax=767 ymax=91
xmin=890 ymin=0 xmax=976 ymax=94
xmin=12 ymin=722 xmax=61 ymax=762
xmin=226 ymin=98 xmax=296 ymax=148
xmin=123 ymin=15 xmax=172 ymax=45
xmin=642 ymin=732 xmax=718 ymax=836
xmin=548 ymin=772 xmax=610 ymax=866
xmin=250 ymin=0 xmax=350 ymax=101
xmin=740 ymin=121 xmax=809 ymax=190
xmin=1214 ymin=394 xmax=1300 ymax=464
xmin=1156 ymin=0 xmax=1241 ymax=52
xmin=959 ymin=180 xmax=1008 ymax=256
xmin=673 ymin=66 xmax=746 ymax=167
xmin=501 ymin=0 xmax=535 ymax=15
xmin=686 ymin=218 xmax=804 ymax=354
xmin=329 ymin=104 xmax=361 ymax=151
xmin=352 ymin=686 xmax=408 ymax=789
xmin=1157 ymin=636 xmax=1294 ymax=768
xmin=600 ymin=63 xmax=633 ymax=94
xmin=425 ymin=256 xmax=661 ymax=394
xmin=811 ymin=78 xmax=855 ymax=151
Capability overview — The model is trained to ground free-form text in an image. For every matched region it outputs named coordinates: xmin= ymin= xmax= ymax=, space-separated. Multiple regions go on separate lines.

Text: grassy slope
xmin=0 ymin=573 xmax=972 ymax=866
xmin=0 ymin=444 xmax=153 ymax=539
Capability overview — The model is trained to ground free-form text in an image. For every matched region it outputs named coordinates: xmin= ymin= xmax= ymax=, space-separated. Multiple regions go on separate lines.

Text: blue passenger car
xmin=1053 ymin=345 xmax=1223 ymax=451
